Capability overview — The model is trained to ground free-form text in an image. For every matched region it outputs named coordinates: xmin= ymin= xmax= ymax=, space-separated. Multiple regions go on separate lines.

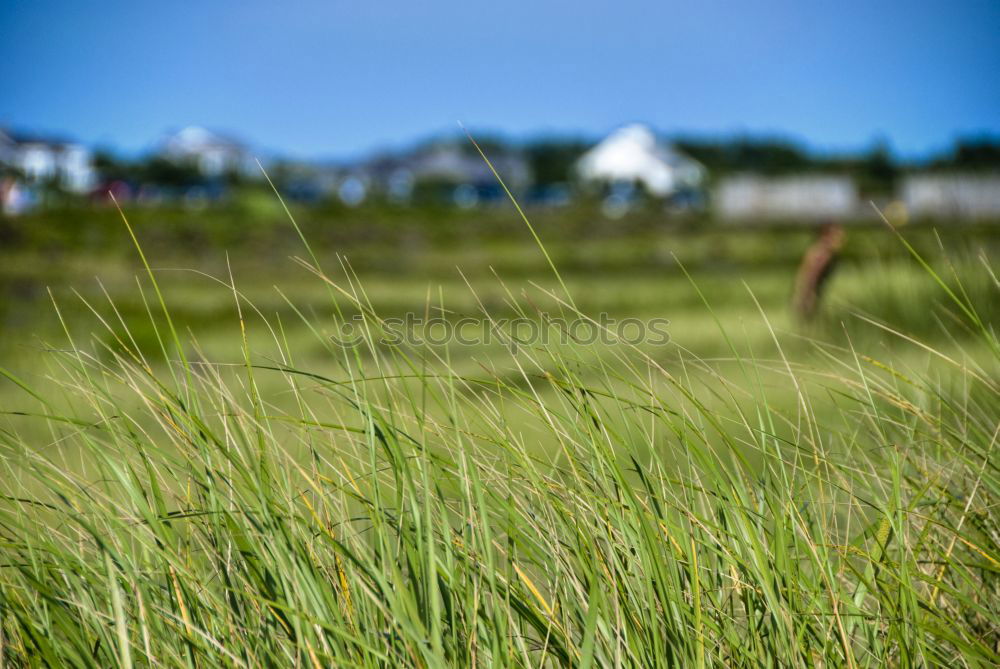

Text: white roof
xmin=164 ymin=126 xmax=245 ymax=152
xmin=576 ymin=124 xmax=703 ymax=196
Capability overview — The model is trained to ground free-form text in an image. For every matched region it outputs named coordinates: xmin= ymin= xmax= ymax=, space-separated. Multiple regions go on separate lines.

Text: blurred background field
xmin=2 ymin=201 xmax=996 ymax=445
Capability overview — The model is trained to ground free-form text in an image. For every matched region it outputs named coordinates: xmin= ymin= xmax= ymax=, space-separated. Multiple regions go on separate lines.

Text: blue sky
xmin=2 ymin=0 xmax=997 ymax=158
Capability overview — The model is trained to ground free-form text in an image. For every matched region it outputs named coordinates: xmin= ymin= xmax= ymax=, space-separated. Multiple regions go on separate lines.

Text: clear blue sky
xmin=2 ymin=0 xmax=997 ymax=158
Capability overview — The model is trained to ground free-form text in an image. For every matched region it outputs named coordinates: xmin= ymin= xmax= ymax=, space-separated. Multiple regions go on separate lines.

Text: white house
xmin=0 ymin=128 xmax=96 ymax=193
xmin=714 ymin=175 xmax=859 ymax=221
xmin=901 ymin=174 xmax=1000 ymax=220
xmin=575 ymin=124 xmax=705 ymax=197
xmin=160 ymin=126 xmax=253 ymax=176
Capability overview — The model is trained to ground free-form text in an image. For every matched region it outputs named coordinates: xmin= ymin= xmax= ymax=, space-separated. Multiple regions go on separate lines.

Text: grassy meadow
xmin=0 ymin=200 xmax=998 ymax=666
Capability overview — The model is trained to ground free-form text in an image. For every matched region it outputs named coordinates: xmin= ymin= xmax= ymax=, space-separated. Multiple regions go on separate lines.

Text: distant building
xmin=361 ymin=141 xmax=531 ymax=205
xmin=575 ymin=124 xmax=705 ymax=198
xmin=715 ymin=175 xmax=859 ymax=221
xmin=160 ymin=126 xmax=254 ymax=176
xmin=0 ymin=128 xmax=96 ymax=193
xmin=901 ymin=174 xmax=1000 ymax=220
xmin=409 ymin=143 xmax=529 ymax=188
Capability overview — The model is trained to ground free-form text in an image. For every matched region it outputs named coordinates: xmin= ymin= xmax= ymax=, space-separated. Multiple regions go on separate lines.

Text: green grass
xmin=0 ymin=206 xmax=997 ymax=666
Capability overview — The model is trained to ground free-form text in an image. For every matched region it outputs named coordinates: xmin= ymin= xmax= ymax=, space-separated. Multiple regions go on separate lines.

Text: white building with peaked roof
xmin=575 ymin=124 xmax=705 ymax=197
xmin=160 ymin=126 xmax=253 ymax=176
